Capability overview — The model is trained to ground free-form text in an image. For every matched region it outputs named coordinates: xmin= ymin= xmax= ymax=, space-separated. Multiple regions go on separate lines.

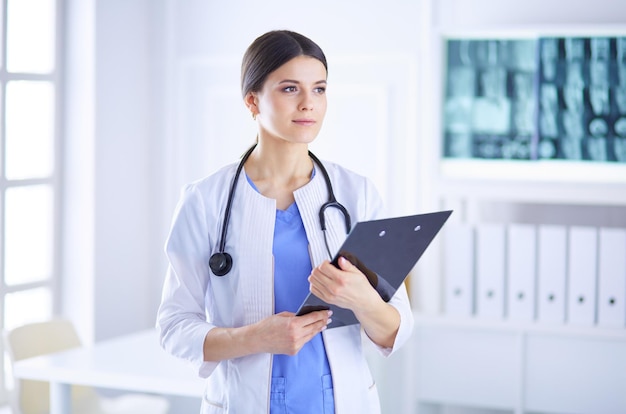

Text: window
xmin=0 ymin=0 xmax=62 ymax=400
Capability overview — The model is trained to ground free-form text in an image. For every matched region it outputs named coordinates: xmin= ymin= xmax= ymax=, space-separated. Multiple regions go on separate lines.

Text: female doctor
xmin=156 ymin=30 xmax=414 ymax=414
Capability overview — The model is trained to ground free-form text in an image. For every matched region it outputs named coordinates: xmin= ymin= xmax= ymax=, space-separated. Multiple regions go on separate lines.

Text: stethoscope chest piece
xmin=209 ymin=252 xmax=233 ymax=276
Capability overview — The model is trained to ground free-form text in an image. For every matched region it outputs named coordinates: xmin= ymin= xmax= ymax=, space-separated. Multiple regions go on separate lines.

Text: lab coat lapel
xmin=295 ymin=164 xmax=348 ymax=267
xmin=235 ymin=172 xmax=276 ymax=325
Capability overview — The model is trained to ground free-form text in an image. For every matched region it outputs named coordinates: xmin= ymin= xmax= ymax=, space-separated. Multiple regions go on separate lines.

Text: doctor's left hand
xmin=308 ymin=256 xmax=382 ymax=313
xmin=309 ymin=256 xmax=401 ymax=349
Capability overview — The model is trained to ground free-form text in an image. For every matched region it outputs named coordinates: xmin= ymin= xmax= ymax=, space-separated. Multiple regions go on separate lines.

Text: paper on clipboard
xmin=296 ymin=210 xmax=453 ymax=328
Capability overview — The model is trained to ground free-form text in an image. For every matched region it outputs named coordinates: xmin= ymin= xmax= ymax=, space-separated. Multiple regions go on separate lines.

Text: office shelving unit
xmin=412 ymin=7 xmax=626 ymax=413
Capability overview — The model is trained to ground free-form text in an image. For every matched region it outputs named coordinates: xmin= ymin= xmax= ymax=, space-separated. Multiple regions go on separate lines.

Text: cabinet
xmin=413 ymin=316 xmax=626 ymax=414
xmin=412 ymin=222 xmax=626 ymax=414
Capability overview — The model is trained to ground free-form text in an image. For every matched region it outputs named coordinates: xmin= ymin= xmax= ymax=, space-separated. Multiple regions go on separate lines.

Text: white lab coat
xmin=157 ymin=158 xmax=414 ymax=414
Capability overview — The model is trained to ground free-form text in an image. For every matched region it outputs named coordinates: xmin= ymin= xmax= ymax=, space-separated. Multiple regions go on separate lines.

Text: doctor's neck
xmin=245 ymin=141 xmax=313 ymax=182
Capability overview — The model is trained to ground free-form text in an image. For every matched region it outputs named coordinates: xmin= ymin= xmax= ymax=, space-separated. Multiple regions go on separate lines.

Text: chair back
xmin=5 ymin=318 xmax=98 ymax=414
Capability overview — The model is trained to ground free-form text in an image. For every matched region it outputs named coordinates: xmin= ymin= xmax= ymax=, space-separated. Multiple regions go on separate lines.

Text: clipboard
xmin=296 ymin=210 xmax=453 ymax=328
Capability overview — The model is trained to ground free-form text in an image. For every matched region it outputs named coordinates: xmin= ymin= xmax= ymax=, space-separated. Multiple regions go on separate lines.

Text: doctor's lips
xmin=292 ymin=118 xmax=316 ymax=126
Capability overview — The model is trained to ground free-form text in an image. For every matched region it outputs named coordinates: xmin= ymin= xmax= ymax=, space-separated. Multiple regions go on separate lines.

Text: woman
xmin=157 ymin=30 xmax=414 ymax=414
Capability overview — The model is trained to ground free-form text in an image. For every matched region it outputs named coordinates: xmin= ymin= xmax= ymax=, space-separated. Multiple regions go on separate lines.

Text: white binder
xmin=597 ymin=228 xmax=626 ymax=328
xmin=444 ymin=224 xmax=475 ymax=317
xmin=537 ymin=225 xmax=567 ymax=324
xmin=476 ymin=224 xmax=506 ymax=319
xmin=507 ymin=224 xmax=536 ymax=322
xmin=567 ymin=226 xmax=598 ymax=326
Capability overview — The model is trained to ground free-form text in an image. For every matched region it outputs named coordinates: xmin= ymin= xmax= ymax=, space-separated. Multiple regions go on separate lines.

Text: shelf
xmin=440 ymin=159 xmax=626 ymax=184
xmin=434 ymin=160 xmax=626 ymax=206
xmin=414 ymin=313 xmax=626 ymax=340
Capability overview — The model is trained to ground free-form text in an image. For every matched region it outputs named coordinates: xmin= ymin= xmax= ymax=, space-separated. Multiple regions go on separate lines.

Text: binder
xmin=597 ymin=228 xmax=626 ymax=328
xmin=507 ymin=224 xmax=537 ymax=322
xmin=475 ymin=224 xmax=506 ymax=320
xmin=537 ymin=225 xmax=567 ymax=324
xmin=567 ymin=227 xmax=598 ymax=326
xmin=443 ymin=224 xmax=475 ymax=317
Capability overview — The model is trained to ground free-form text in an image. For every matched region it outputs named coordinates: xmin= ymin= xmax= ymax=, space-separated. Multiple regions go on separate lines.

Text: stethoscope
xmin=208 ymin=144 xmax=352 ymax=276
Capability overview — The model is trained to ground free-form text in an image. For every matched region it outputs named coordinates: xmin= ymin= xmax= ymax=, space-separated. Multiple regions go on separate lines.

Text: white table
xmin=13 ymin=329 xmax=205 ymax=414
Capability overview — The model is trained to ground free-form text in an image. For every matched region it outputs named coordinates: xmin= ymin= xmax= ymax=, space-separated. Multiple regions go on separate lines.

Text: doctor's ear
xmin=244 ymin=92 xmax=258 ymax=114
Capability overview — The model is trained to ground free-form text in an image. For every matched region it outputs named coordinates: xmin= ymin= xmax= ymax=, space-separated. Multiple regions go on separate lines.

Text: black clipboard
xmin=296 ymin=210 xmax=453 ymax=328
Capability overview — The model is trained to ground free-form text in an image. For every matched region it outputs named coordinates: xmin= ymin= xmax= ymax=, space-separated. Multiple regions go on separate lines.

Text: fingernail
xmin=328 ymin=310 xmax=333 ymax=317
xmin=326 ymin=318 xmax=332 ymax=325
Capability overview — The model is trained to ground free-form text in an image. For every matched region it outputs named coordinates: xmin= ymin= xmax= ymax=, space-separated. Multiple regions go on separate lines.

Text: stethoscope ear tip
xmin=209 ymin=252 xmax=233 ymax=276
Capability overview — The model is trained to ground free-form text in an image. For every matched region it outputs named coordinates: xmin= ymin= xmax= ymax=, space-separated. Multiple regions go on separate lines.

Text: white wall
xmin=433 ymin=0 xmax=626 ymax=27
xmin=63 ymin=0 xmax=96 ymax=342
xmin=158 ymin=0 xmax=425 ymax=210
xmin=63 ymin=0 xmax=160 ymax=342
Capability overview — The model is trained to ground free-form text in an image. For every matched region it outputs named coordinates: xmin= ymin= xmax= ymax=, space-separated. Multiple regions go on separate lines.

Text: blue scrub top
xmin=246 ymin=173 xmax=335 ymax=414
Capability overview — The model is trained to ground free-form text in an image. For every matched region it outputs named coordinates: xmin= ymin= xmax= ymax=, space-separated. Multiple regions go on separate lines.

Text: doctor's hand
xmin=309 ymin=256 xmax=401 ymax=349
xmin=308 ymin=257 xmax=381 ymax=313
xmin=202 ymin=310 xmax=330 ymax=362
xmin=252 ymin=310 xmax=331 ymax=356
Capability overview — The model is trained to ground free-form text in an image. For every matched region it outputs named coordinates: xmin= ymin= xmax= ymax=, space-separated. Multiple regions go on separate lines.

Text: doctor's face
xmin=250 ymin=56 xmax=327 ymax=145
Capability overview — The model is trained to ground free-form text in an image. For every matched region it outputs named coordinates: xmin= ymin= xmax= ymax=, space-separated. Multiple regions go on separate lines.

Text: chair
xmin=4 ymin=319 xmax=170 ymax=414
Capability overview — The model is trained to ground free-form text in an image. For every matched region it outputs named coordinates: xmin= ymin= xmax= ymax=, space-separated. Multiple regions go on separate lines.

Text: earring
xmin=251 ymin=112 xmax=257 ymax=120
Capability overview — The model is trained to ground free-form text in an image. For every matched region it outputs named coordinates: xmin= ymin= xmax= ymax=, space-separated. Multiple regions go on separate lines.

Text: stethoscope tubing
xmin=210 ymin=143 xmax=351 ymax=276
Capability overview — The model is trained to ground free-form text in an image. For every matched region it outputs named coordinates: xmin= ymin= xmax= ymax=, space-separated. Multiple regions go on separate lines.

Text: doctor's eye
xmin=313 ymin=87 xmax=326 ymax=94
xmin=282 ymin=86 xmax=297 ymax=93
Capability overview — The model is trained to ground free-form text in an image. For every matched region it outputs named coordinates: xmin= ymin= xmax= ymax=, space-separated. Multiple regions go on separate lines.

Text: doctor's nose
xmin=299 ymin=93 xmax=314 ymax=111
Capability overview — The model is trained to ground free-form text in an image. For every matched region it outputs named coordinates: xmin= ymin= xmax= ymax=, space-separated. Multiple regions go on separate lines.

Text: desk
xmin=13 ymin=329 xmax=205 ymax=414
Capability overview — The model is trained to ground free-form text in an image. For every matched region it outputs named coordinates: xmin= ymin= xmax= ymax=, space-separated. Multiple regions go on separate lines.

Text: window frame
xmin=0 ymin=0 xmax=63 ymax=403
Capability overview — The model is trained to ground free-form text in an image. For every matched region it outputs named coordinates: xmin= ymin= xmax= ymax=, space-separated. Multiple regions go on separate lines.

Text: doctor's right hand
xmin=202 ymin=309 xmax=331 ymax=362
xmin=252 ymin=310 xmax=332 ymax=356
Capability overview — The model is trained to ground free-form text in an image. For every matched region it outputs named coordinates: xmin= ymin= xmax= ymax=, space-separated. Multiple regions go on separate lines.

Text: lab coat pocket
xmin=367 ymin=380 xmax=382 ymax=413
xmin=322 ymin=374 xmax=335 ymax=414
xmin=270 ymin=377 xmax=287 ymax=414
xmin=200 ymin=395 xmax=225 ymax=414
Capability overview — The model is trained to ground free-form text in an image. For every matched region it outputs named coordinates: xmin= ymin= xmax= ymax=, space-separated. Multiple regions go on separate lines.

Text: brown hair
xmin=241 ymin=30 xmax=328 ymax=98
